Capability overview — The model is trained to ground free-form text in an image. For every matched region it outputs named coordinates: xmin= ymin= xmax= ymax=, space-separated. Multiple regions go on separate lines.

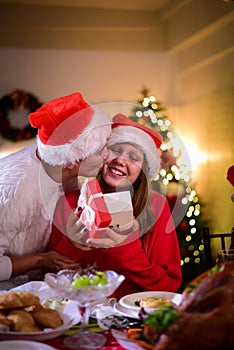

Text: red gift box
xmin=79 ymin=179 xmax=133 ymax=239
xmin=85 ymin=179 xmax=112 ymax=237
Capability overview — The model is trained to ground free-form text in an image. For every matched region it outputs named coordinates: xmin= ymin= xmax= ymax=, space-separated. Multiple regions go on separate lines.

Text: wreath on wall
xmin=0 ymin=89 xmax=43 ymax=142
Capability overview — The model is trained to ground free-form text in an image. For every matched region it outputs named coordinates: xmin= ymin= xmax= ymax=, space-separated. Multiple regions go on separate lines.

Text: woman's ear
xmin=66 ymin=163 xmax=75 ymax=170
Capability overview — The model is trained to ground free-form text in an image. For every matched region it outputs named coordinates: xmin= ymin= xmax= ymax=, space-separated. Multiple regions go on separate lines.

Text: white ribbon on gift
xmin=77 ymin=178 xmax=89 ymax=209
xmin=79 ymin=205 xmax=95 ymax=231
xmin=77 ymin=179 xmax=106 ymax=230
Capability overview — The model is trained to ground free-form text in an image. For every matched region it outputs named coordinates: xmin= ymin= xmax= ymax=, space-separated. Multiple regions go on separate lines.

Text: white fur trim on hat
xmin=37 ymin=107 xmax=112 ymax=166
xmin=108 ymin=125 xmax=160 ymax=178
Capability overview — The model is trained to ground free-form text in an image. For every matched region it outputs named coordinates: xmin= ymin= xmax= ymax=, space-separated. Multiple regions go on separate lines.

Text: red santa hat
xmin=108 ymin=113 xmax=163 ymax=178
xmin=29 ymin=92 xmax=112 ymax=166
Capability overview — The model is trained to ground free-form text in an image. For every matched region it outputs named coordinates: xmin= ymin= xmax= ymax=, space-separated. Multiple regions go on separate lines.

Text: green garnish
xmin=143 ymin=304 xmax=179 ymax=332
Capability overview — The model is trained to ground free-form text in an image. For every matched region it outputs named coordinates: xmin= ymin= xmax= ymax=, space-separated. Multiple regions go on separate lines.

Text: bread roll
xmin=0 ymin=292 xmax=23 ymax=310
xmin=32 ymin=307 xmax=62 ymax=329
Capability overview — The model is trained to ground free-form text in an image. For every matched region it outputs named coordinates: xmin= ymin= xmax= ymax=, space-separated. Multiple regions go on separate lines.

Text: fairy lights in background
xmin=131 ymin=91 xmax=206 ymax=277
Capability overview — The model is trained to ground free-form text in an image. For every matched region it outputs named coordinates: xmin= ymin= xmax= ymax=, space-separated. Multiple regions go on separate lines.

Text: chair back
xmin=202 ymin=226 xmax=234 ymax=269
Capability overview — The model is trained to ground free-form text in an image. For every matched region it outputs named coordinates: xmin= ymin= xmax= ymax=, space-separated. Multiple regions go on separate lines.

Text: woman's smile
xmin=108 ymin=165 xmax=127 ymax=177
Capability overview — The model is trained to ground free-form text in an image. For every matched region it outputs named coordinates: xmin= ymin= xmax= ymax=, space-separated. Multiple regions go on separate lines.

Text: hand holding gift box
xmin=77 ymin=179 xmax=134 ymax=239
xmin=78 ymin=179 xmax=112 ymax=232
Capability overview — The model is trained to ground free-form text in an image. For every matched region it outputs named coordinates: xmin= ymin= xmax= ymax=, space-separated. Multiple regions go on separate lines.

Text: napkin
xmin=90 ymin=298 xmax=141 ymax=330
xmin=90 ymin=297 xmax=118 ymax=329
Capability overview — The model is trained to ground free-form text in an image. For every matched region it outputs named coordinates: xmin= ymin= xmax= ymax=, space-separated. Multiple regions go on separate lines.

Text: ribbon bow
xmin=77 ymin=179 xmax=104 ymax=230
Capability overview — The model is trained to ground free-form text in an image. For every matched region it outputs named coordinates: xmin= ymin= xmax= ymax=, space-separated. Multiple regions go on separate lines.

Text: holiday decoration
xmin=0 ymin=89 xmax=43 ymax=141
xmin=78 ymin=178 xmax=112 ymax=237
xmin=29 ymin=92 xmax=112 ymax=166
xmin=78 ymin=179 xmax=133 ymax=239
xmin=130 ymin=88 xmax=207 ymax=285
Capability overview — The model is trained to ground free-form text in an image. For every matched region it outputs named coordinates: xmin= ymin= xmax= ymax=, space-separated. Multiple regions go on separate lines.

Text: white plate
xmin=0 ymin=306 xmax=79 ymax=341
xmin=119 ymin=291 xmax=182 ymax=312
xmin=112 ymin=329 xmax=145 ymax=350
xmin=0 ymin=282 xmax=80 ymax=341
xmin=0 ymin=340 xmax=56 ymax=350
xmin=0 ymin=300 xmax=80 ymax=341
xmin=10 ymin=281 xmax=59 ymax=301
xmin=114 ymin=302 xmax=140 ymax=319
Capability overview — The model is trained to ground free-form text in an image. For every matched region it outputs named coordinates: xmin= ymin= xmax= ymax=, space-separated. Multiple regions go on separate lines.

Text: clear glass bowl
xmin=44 ymin=269 xmax=125 ymax=349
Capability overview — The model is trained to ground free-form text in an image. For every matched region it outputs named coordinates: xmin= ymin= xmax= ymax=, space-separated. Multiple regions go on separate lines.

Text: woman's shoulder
xmin=150 ymin=190 xmax=167 ymax=203
xmin=149 ymin=191 xmax=171 ymax=214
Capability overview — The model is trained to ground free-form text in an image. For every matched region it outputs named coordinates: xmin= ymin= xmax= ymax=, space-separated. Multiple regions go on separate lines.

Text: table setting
xmin=0 ymin=267 xmax=140 ymax=349
xmin=0 ymin=261 xmax=233 ymax=350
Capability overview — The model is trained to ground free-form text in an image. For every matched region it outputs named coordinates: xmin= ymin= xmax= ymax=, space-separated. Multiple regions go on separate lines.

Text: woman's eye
xmin=110 ymin=147 xmax=121 ymax=154
xmin=129 ymin=155 xmax=140 ymax=162
xmin=108 ymin=146 xmax=142 ymax=162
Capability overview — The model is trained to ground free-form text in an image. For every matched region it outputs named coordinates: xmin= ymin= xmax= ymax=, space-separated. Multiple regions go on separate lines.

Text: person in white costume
xmin=0 ymin=91 xmax=112 ymax=288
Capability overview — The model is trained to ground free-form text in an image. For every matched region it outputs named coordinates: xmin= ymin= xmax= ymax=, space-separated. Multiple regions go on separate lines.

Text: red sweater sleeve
xmin=108 ymin=192 xmax=182 ymax=292
xmin=47 ymin=190 xmax=80 ymax=251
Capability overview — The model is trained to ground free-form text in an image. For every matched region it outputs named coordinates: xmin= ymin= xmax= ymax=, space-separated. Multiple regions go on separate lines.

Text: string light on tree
xmin=130 ymin=88 xmax=207 ymax=284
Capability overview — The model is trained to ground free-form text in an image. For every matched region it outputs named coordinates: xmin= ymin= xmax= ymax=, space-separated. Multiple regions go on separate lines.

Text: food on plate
xmin=0 ymin=292 xmax=24 ymax=310
xmin=127 ymin=262 xmax=234 ymax=350
xmin=32 ymin=307 xmax=62 ymax=329
xmin=0 ymin=292 xmax=40 ymax=310
xmin=7 ymin=309 xmax=41 ymax=332
xmin=127 ymin=304 xmax=178 ymax=350
xmin=17 ymin=292 xmax=40 ymax=307
xmin=0 ymin=312 xmax=13 ymax=327
xmin=41 ymin=298 xmax=68 ymax=314
xmin=0 ymin=291 xmax=63 ymax=333
xmin=127 ymin=328 xmax=154 ymax=350
xmin=136 ymin=297 xmax=172 ymax=309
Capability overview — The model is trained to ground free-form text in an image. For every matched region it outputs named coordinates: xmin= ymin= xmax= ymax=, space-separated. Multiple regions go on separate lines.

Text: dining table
xmin=43 ymin=330 xmax=127 ymax=350
xmin=2 ymin=265 xmax=232 ymax=350
xmin=0 ymin=278 xmax=184 ymax=350
xmin=0 ymin=276 xmax=146 ymax=350
xmin=39 ymin=308 xmax=142 ymax=350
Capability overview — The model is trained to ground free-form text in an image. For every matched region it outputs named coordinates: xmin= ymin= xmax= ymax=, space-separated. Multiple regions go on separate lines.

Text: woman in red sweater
xmin=48 ymin=114 xmax=182 ymax=300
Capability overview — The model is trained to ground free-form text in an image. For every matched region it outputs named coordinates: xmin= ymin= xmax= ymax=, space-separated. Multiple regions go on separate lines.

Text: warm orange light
xmin=183 ymin=139 xmax=208 ymax=171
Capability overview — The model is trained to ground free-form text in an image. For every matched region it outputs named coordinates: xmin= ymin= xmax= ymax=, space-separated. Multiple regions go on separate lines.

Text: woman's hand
xmin=66 ymin=210 xmax=94 ymax=251
xmin=87 ymin=219 xmax=139 ymax=248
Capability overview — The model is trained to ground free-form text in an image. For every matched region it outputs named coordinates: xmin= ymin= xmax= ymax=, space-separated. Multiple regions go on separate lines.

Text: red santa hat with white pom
xmin=29 ymin=92 xmax=112 ymax=166
xmin=108 ymin=113 xmax=162 ymax=178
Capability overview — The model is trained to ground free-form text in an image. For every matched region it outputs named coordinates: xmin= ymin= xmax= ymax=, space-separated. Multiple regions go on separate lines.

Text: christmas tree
xmin=130 ymin=88 xmax=207 ymax=285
